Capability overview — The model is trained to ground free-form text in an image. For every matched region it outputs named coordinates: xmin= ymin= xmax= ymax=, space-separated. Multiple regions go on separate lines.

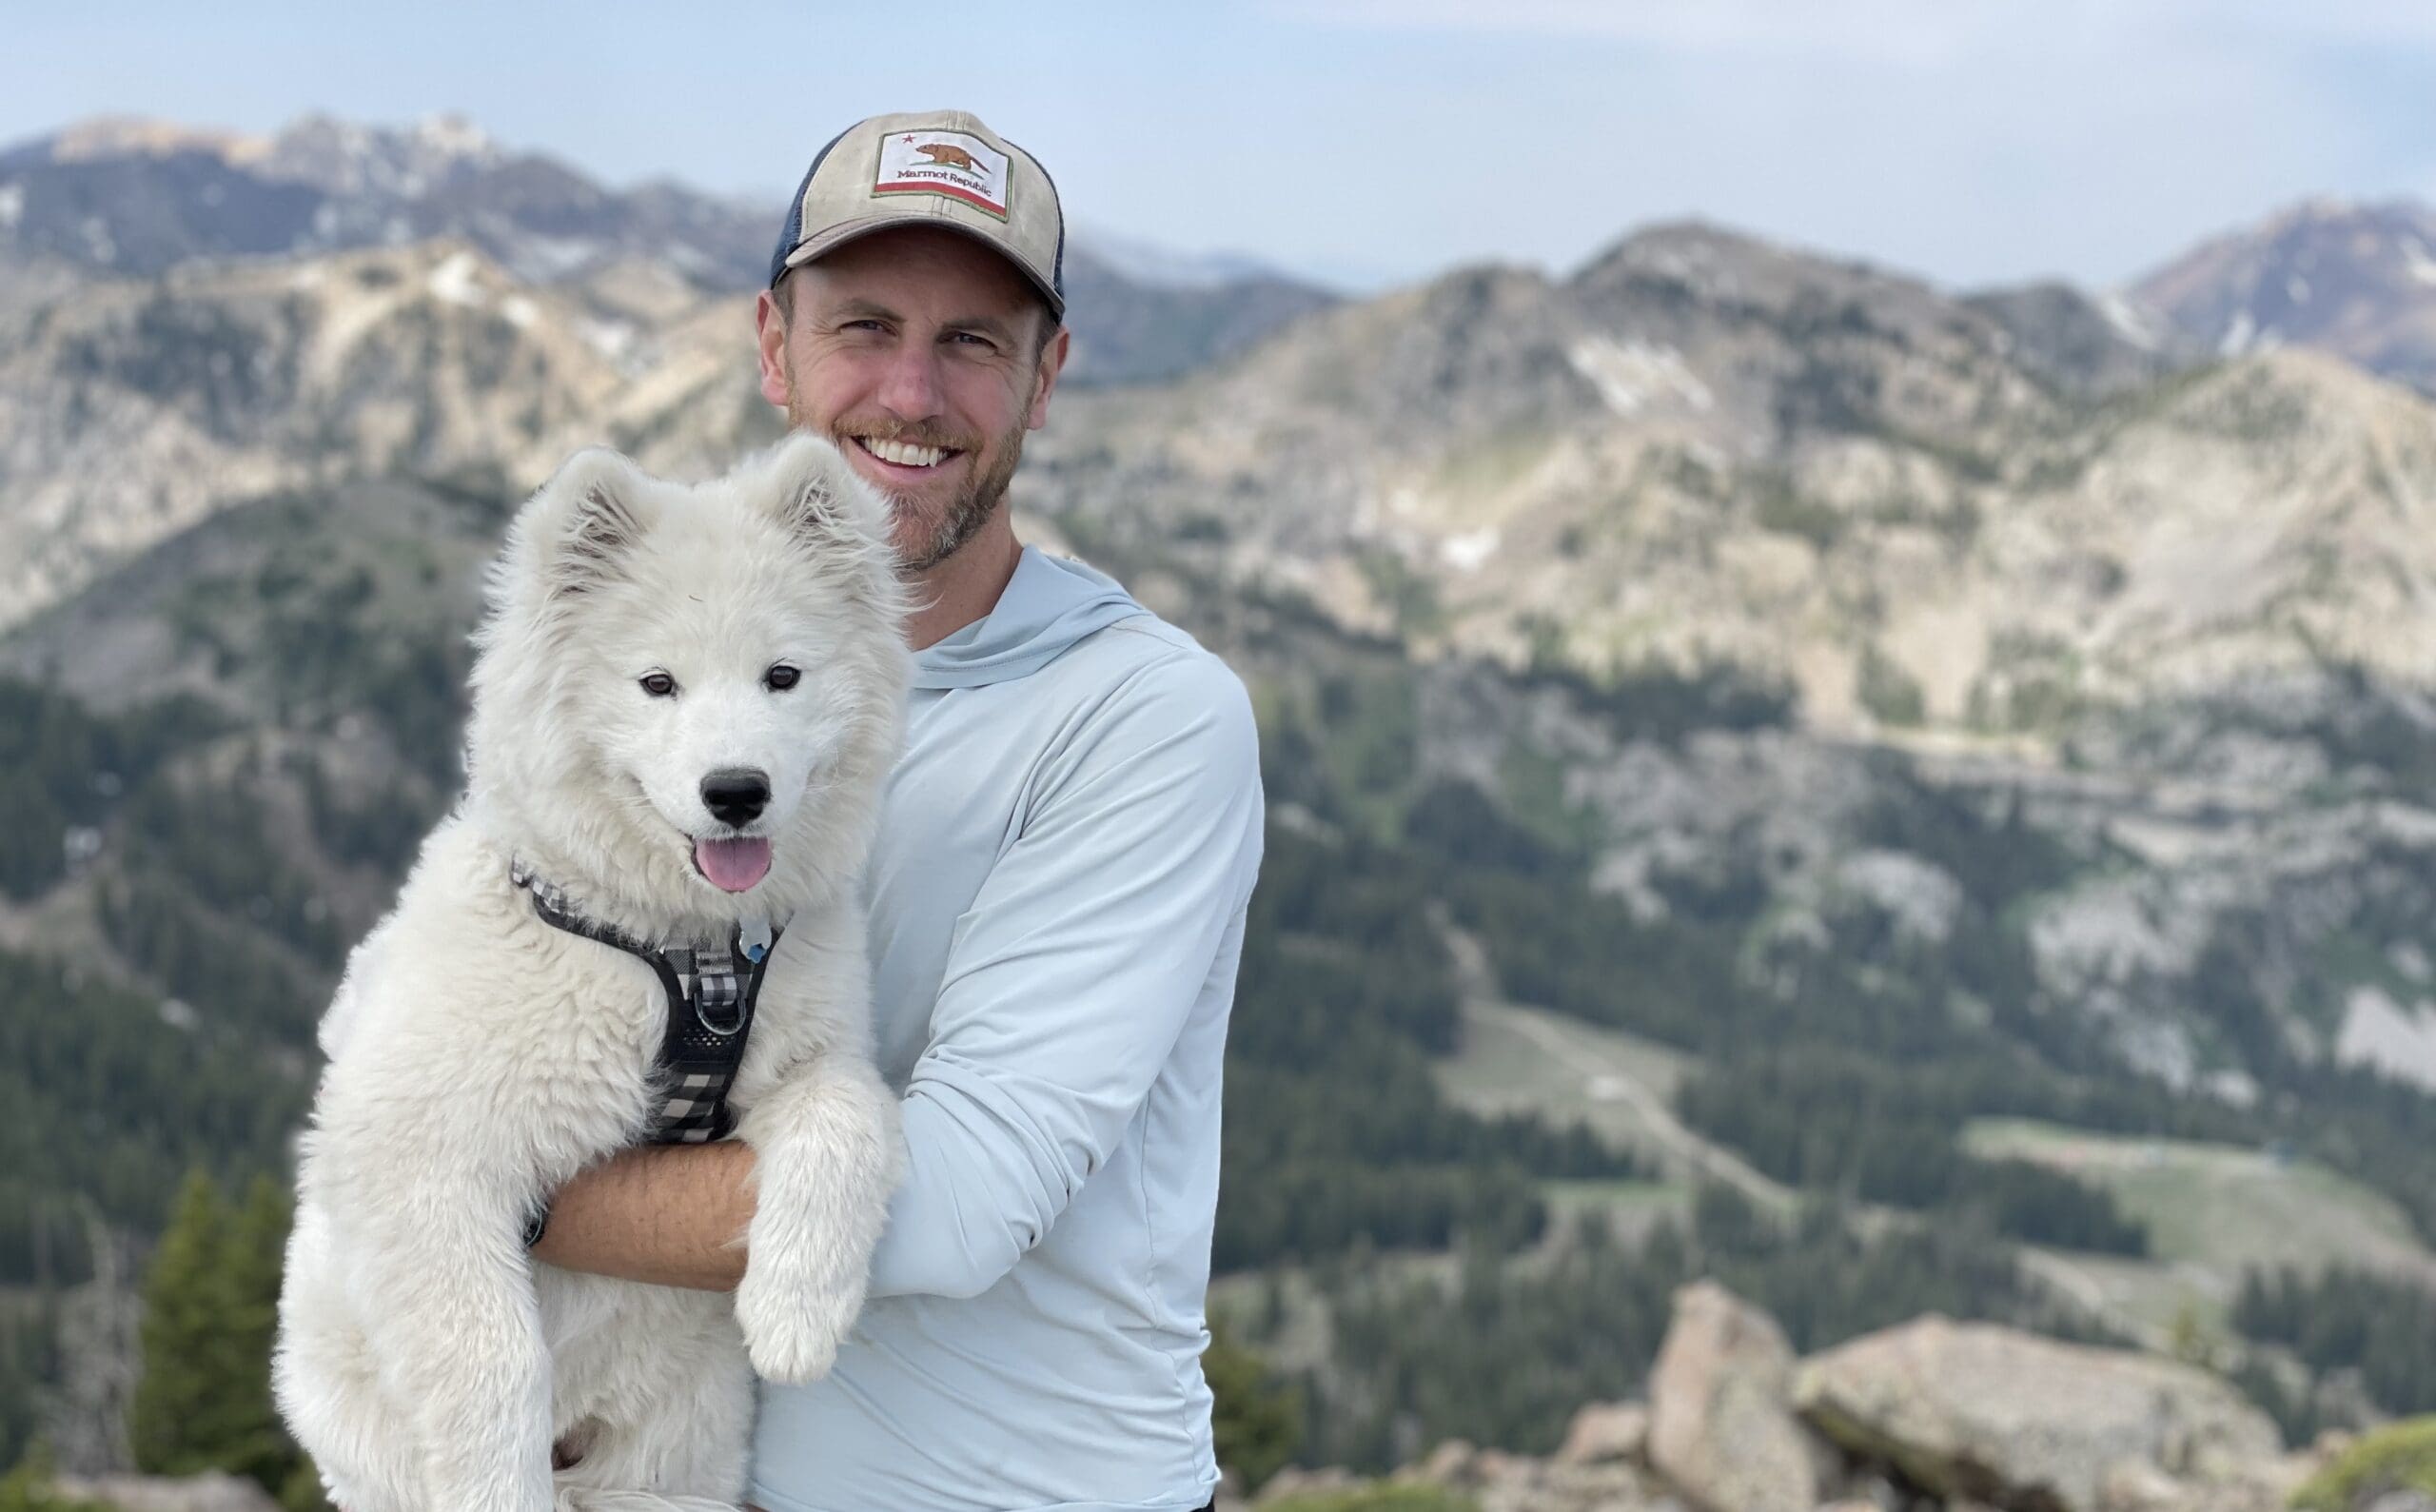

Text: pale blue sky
xmin=5 ymin=0 xmax=2433 ymax=293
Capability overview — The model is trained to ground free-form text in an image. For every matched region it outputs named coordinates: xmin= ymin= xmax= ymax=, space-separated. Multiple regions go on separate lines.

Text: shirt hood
xmin=912 ymin=546 xmax=1146 ymax=691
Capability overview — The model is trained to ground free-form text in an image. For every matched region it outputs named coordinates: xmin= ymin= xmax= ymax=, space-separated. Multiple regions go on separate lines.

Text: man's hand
xmin=529 ymin=1141 xmax=758 ymax=1291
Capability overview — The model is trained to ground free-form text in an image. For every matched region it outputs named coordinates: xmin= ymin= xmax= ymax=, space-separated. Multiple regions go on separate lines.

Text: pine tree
xmin=128 ymin=1170 xmax=229 ymax=1475
xmin=126 ymin=1170 xmax=310 ymax=1496
xmin=216 ymin=1175 xmax=296 ymax=1489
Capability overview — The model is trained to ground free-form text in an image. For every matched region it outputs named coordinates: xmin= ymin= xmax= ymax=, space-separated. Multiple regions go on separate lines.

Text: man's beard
xmin=888 ymin=421 xmax=1025 ymax=573
xmin=788 ymin=385 xmax=1027 ymax=574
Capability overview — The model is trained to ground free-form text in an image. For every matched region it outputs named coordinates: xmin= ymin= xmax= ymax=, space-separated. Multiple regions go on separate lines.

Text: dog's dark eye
xmin=764 ymin=664 xmax=801 ymax=692
xmin=639 ymin=672 xmax=677 ymax=697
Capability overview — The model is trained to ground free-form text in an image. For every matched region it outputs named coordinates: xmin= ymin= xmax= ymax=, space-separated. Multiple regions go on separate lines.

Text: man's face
xmin=756 ymin=226 xmax=1068 ymax=572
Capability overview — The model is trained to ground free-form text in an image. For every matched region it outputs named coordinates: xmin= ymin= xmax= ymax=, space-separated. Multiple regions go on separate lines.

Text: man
xmin=529 ymin=110 xmax=1262 ymax=1512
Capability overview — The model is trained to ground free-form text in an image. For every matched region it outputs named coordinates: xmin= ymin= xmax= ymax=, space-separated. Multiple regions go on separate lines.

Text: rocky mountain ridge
xmin=0 ymin=112 xmax=1340 ymax=386
xmin=1040 ymin=219 xmax=2436 ymax=734
xmin=11 ymin=115 xmax=2436 ymax=750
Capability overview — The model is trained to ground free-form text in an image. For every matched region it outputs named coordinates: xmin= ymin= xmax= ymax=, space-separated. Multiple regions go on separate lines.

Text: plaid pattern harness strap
xmin=509 ymin=861 xmax=784 ymax=1146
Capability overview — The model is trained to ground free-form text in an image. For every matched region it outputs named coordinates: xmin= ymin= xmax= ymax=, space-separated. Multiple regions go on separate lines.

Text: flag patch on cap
xmin=873 ymin=131 xmax=1011 ymax=221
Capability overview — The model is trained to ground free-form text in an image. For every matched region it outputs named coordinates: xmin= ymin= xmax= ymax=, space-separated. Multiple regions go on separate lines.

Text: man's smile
xmin=851 ymin=435 xmax=966 ymax=480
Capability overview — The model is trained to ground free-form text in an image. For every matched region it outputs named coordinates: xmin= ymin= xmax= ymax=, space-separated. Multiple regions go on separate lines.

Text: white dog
xmin=274 ymin=434 xmax=910 ymax=1512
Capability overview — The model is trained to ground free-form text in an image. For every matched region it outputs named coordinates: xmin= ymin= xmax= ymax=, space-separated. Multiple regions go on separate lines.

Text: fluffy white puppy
xmin=274 ymin=434 xmax=910 ymax=1512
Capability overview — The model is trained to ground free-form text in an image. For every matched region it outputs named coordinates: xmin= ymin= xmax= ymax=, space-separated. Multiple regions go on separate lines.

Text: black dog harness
xmin=509 ymin=861 xmax=783 ymax=1146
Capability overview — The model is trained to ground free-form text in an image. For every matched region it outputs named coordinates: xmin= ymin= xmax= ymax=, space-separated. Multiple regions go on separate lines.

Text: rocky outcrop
xmin=1793 ymin=1313 xmax=2300 ymax=1512
xmin=1243 ymin=1289 xmax=2327 ymax=1512
xmin=1646 ymin=1282 xmax=1831 ymax=1512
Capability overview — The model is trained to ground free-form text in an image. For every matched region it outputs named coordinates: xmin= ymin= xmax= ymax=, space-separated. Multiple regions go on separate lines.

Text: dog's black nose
xmin=701 ymin=769 xmax=770 ymax=828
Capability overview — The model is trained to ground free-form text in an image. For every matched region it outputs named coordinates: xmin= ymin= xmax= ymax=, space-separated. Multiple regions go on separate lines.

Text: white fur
xmin=274 ymin=435 xmax=912 ymax=1512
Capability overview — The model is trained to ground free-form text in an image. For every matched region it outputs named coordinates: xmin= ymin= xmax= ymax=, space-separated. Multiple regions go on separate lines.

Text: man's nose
xmin=874 ymin=342 xmax=945 ymax=421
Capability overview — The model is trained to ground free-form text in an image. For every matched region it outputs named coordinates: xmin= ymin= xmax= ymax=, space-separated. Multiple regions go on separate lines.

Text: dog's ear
xmin=754 ymin=432 xmax=893 ymax=557
xmin=517 ymin=447 xmax=658 ymax=599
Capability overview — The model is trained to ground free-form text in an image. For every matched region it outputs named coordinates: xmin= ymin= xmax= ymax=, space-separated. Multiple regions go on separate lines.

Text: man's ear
xmin=1027 ymin=324 xmax=1071 ymax=431
xmin=756 ymin=288 xmax=793 ymax=411
xmin=516 ymin=447 xmax=657 ymax=599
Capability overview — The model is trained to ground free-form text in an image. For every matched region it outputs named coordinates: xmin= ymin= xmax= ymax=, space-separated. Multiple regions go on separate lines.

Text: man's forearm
xmin=529 ymin=1142 xmax=758 ymax=1291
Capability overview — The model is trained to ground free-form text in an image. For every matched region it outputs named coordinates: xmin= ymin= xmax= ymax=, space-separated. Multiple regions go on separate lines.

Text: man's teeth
xmin=863 ymin=438 xmax=949 ymax=468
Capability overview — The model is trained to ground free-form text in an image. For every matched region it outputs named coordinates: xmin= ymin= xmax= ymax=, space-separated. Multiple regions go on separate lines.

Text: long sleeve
xmin=863 ymin=649 xmax=1263 ymax=1300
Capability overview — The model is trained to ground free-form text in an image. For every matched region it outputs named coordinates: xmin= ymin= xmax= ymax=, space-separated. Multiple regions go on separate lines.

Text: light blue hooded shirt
xmin=748 ymin=547 xmax=1264 ymax=1512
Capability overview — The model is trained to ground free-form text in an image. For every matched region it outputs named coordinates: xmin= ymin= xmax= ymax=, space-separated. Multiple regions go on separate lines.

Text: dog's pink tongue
xmin=694 ymin=837 xmax=772 ymax=893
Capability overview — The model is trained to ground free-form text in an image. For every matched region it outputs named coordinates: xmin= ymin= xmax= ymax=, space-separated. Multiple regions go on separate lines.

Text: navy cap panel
xmin=767 ymin=127 xmax=851 ymax=288
xmin=1005 ymin=134 xmax=1065 ymax=306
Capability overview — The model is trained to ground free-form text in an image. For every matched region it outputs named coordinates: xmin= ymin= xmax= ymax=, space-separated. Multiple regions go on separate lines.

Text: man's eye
xmin=948 ymin=331 xmax=994 ymax=349
xmin=639 ymin=673 xmax=678 ymax=697
xmin=765 ymin=664 xmax=801 ymax=692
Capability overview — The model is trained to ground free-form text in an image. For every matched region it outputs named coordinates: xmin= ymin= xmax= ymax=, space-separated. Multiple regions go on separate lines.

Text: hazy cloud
xmin=1283 ymin=0 xmax=2436 ymax=57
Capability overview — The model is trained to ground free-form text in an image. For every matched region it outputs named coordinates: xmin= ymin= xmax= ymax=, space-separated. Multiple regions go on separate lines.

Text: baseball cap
xmin=768 ymin=109 xmax=1066 ymax=322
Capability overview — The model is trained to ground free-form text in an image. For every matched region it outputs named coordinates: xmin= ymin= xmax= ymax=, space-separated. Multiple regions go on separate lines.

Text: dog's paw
xmin=734 ymin=1267 xmax=857 ymax=1384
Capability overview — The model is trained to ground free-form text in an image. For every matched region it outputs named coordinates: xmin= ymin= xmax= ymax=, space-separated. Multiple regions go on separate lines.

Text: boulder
xmin=1793 ymin=1314 xmax=2288 ymax=1512
xmin=1556 ymin=1401 xmax=1649 ymax=1466
xmin=1646 ymin=1281 xmax=1834 ymax=1512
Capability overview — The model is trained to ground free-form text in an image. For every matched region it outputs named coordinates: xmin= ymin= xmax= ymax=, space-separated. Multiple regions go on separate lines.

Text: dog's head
xmin=467 ymin=434 xmax=910 ymax=926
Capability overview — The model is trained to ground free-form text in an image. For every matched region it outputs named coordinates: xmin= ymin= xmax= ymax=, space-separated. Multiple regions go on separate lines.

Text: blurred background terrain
xmin=9 ymin=6 xmax=2436 ymax=1509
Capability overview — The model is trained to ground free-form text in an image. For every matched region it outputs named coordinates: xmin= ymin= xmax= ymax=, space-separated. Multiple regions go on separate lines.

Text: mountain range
xmin=12 ymin=110 xmax=2436 ymax=1083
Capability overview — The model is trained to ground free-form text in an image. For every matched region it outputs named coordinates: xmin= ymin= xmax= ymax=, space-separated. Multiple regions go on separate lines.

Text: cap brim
xmin=779 ymin=215 xmax=1065 ymax=323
